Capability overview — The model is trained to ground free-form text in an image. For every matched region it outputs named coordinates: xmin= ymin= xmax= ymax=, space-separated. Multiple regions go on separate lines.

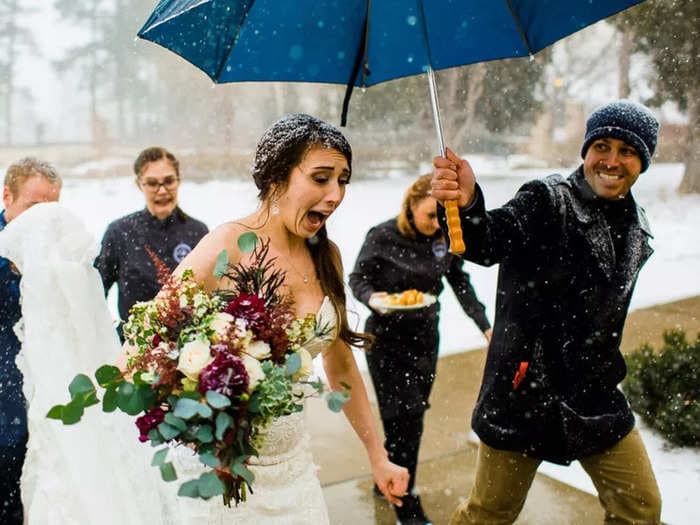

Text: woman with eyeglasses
xmin=95 ymin=147 xmax=208 ymax=340
xmin=350 ymin=173 xmax=492 ymax=525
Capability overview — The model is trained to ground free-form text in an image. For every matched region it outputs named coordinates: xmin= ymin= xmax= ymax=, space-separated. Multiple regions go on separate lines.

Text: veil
xmin=0 ymin=203 xmax=177 ymax=524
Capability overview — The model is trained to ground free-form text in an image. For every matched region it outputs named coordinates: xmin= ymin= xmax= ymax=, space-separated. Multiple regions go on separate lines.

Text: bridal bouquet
xmin=49 ymin=234 xmax=348 ymax=506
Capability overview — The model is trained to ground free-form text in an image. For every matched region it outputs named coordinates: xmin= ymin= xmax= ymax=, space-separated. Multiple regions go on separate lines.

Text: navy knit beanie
xmin=580 ymin=100 xmax=659 ymax=173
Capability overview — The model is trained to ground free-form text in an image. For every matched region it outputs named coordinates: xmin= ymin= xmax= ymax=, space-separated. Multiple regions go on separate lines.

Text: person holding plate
xmin=349 ymin=173 xmax=492 ymax=525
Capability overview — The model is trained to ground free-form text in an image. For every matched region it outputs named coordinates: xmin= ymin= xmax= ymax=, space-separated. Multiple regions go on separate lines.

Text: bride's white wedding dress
xmin=170 ymin=296 xmax=337 ymax=524
xmin=0 ymin=203 xmax=171 ymax=525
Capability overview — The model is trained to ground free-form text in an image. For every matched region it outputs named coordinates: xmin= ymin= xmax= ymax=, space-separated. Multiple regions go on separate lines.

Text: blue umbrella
xmin=138 ymin=0 xmax=646 ymax=253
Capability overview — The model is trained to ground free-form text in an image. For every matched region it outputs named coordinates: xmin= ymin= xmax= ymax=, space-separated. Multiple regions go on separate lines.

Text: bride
xmin=162 ymin=113 xmax=409 ymax=523
xmin=1 ymin=114 xmax=408 ymax=524
xmin=0 ymin=202 xmax=173 ymax=524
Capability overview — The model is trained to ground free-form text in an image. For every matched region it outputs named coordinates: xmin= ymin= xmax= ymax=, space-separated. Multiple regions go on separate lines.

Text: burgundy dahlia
xmin=225 ymin=293 xmax=270 ymax=335
xmin=135 ymin=406 xmax=166 ymax=442
xmin=198 ymin=352 xmax=249 ymax=397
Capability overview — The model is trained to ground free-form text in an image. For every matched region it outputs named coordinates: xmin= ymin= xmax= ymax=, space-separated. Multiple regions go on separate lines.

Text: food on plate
xmin=385 ymin=289 xmax=424 ymax=306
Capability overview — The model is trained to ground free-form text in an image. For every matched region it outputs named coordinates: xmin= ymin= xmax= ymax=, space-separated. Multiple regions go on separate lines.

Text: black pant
xmin=0 ymin=439 xmax=27 ymax=525
xmin=383 ymin=411 xmax=426 ymax=492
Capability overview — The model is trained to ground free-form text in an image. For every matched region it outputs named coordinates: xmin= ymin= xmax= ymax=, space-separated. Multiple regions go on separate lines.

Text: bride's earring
xmin=272 ymin=195 xmax=280 ymax=216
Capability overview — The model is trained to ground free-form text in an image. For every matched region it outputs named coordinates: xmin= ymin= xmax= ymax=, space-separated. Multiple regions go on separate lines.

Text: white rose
xmin=177 ymin=339 xmax=214 ymax=380
xmin=210 ymin=312 xmax=234 ymax=339
xmin=242 ymin=354 xmax=265 ymax=392
xmin=245 ymin=340 xmax=272 ymax=360
xmin=293 ymin=348 xmax=314 ymax=381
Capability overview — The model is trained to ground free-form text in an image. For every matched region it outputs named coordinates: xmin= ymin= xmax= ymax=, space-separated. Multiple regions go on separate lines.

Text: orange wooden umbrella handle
xmin=445 ymin=199 xmax=465 ymax=254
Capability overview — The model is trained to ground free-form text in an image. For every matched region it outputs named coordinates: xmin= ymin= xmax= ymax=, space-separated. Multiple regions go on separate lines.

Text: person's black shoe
xmin=394 ymin=493 xmax=433 ymax=525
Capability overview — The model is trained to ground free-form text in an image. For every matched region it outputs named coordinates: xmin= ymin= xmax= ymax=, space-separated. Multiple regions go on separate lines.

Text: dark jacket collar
xmin=140 ymin=206 xmax=187 ymax=226
xmin=568 ymin=166 xmax=652 ymax=237
xmin=566 ymin=167 xmax=653 ymax=280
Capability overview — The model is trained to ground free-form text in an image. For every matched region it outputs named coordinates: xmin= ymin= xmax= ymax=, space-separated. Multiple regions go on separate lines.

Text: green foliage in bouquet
xmin=622 ymin=328 xmax=700 ymax=447
xmin=48 ymin=235 xmax=350 ymax=506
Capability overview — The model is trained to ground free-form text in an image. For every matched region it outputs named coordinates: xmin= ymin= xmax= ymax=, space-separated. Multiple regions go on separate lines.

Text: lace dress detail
xmin=171 ymin=297 xmax=338 ymax=524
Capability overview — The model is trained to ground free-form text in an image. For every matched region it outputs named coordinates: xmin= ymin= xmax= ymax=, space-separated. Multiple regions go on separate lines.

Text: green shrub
xmin=622 ymin=328 xmax=700 ymax=447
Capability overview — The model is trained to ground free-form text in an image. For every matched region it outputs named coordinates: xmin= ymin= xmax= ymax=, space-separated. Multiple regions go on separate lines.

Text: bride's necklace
xmin=285 ymin=254 xmax=312 ymax=284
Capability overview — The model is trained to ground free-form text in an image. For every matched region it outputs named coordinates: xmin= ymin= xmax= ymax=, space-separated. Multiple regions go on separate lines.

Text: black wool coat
xmin=440 ymin=167 xmax=653 ymax=464
xmin=350 ymin=218 xmax=490 ymax=420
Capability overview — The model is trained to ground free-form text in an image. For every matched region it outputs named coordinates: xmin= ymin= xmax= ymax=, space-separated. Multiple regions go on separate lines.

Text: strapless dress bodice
xmin=300 ymin=295 xmax=337 ymax=359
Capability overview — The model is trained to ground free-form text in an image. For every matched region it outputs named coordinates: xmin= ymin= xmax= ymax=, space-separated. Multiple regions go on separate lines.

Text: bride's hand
xmin=371 ymin=457 xmax=409 ymax=506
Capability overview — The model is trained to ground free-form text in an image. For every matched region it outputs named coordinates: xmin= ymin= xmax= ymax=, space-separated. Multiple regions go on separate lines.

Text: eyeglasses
xmin=139 ymin=175 xmax=179 ymax=191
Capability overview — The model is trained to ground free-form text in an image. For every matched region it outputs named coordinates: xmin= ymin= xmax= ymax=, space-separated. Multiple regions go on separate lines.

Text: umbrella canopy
xmin=138 ymin=0 xmax=646 ymax=254
xmin=139 ymin=0 xmax=644 ymax=88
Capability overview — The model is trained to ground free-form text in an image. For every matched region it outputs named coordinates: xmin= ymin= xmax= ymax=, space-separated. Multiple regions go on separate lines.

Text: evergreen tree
xmin=0 ymin=0 xmax=35 ymax=145
xmin=615 ymin=0 xmax=700 ymax=194
xmin=54 ymin=0 xmax=109 ymax=145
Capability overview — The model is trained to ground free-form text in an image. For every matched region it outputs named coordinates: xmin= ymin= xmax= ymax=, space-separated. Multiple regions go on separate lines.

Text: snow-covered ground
xmin=53 ymin=161 xmax=700 ymax=525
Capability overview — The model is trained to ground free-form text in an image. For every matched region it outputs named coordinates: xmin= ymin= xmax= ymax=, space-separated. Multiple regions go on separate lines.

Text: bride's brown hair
xmin=251 ymin=114 xmax=372 ymax=350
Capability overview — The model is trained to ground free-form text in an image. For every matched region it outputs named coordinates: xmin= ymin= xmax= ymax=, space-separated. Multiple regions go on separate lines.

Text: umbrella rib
xmin=416 ymin=0 xmax=435 ymax=66
xmin=143 ymin=0 xmax=212 ymax=31
xmin=340 ymin=0 xmax=371 ymax=126
xmin=214 ymin=0 xmax=258 ymax=80
xmin=504 ymin=0 xmax=534 ymax=56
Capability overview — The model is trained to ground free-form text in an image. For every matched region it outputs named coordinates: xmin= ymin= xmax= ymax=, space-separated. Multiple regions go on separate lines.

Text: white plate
xmin=369 ymin=292 xmax=437 ymax=311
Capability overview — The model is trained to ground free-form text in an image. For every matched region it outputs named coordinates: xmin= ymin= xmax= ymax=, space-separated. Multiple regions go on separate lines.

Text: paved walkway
xmin=307 ymin=296 xmax=700 ymax=524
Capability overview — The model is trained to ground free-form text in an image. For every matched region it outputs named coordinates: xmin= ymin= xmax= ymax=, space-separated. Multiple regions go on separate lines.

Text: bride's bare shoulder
xmin=173 ymin=221 xmax=249 ymax=288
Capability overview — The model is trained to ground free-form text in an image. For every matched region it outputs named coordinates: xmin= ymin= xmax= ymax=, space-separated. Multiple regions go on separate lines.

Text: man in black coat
xmin=95 ymin=147 xmax=208 ymax=340
xmin=431 ymin=100 xmax=662 ymax=524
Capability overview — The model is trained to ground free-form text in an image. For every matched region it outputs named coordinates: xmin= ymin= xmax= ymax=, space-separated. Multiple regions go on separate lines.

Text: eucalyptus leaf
xmin=285 ymin=353 xmax=301 ymax=376
xmin=205 ymin=390 xmax=231 ymax=409
xmin=80 ymin=391 xmax=100 ymax=408
xmin=242 ymin=440 xmax=258 ymax=457
xmin=46 ymin=405 xmax=63 ymax=420
xmin=148 ymin=429 xmax=164 ymax=446
xmin=231 ymin=460 xmax=255 ymax=486
xmin=140 ymin=384 xmax=157 ymax=407
xmin=198 ymin=471 xmax=225 ymax=499
xmin=159 ymin=462 xmax=177 ymax=482
xmin=173 ymin=398 xmax=201 ymax=420
xmin=237 ymin=232 xmax=258 ymax=254
xmin=213 ymin=249 xmax=229 ymax=279
xmin=325 ymin=391 xmax=349 ymax=413
xmin=197 ymin=403 xmax=213 ymax=419
xmin=68 ymin=374 xmax=95 ymax=400
xmin=198 ymin=452 xmax=220 ymax=468
xmin=102 ymin=386 xmax=118 ymax=412
xmin=117 ymin=382 xmax=145 ymax=416
xmin=157 ymin=422 xmax=182 ymax=440
xmin=178 ymin=479 xmax=200 ymax=498
xmin=247 ymin=393 xmax=260 ymax=413
xmin=215 ymin=412 xmax=233 ymax=440
xmin=95 ymin=365 xmax=121 ymax=387
xmin=61 ymin=401 xmax=85 ymax=425
xmin=195 ymin=425 xmax=214 ymax=443
xmin=164 ymin=413 xmax=188 ymax=432
xmin=152 ymin=448 xmax=169 ymax=467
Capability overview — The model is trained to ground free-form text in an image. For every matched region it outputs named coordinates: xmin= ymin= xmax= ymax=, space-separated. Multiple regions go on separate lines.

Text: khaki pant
xmin=450 ymin=428 xmax=661 ymax=525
